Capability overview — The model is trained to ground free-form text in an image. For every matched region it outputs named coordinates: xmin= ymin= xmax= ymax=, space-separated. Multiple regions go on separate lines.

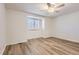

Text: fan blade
xmin=56 ymin=4 xmax=65 ymax=8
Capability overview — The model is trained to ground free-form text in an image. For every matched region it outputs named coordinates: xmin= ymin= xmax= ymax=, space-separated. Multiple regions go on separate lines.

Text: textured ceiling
xmin=5 ymin=3 xmax=79 ymax=17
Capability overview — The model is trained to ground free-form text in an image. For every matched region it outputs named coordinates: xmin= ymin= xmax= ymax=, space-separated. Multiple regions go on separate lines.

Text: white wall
xmin=7 ymin=9 xmax=52 ymax=45
xmin=52 ymin=11 xmax=79 ymax=42
xmin=0 ymin=4 xmax=6 ymax=54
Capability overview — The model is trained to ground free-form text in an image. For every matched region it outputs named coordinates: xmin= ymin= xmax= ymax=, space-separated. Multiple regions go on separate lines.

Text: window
xmin=27 ymin=17 xmax=42 ymax=30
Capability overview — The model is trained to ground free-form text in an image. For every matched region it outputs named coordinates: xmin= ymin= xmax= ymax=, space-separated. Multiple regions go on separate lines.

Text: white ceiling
xmin=5 ymin=3 xmax=79 ymax=17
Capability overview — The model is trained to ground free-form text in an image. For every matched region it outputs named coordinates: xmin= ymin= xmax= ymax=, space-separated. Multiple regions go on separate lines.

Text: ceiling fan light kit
xmin=42 ymin=3 xmax=65 ymax=13
xmin=48 ymin=7 xmax=55 ymax=12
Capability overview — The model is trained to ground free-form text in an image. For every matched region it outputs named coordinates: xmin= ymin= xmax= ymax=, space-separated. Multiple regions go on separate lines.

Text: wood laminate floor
xmin=3 ymin=37 xmax=79 ymax=55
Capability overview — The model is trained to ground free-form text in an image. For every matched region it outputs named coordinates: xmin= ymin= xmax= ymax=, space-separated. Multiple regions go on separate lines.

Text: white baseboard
xmin=6 ymin=40 xmax=28 ymax=45
xmin=0 ymin=44 xmax=6 ymax=55
xmin=52 ymin=35 xmax=79 ymax=43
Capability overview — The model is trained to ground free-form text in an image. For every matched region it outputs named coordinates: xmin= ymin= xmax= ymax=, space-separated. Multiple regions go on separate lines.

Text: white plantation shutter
xmin=27 ymin=17 xmax=41 ymax=30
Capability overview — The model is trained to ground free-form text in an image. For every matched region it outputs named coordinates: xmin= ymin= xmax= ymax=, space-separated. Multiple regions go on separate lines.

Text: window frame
xmin=27 ymin=16 xmax=43 ymax=31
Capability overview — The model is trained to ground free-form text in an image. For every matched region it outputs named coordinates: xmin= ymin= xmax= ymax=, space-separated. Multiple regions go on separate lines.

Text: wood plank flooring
xmin=3 ymin=37 xmax=79 ymax=55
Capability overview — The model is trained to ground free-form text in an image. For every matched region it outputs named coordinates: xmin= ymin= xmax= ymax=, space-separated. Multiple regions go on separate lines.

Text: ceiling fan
xmin=41 ymin=3 xmax=65 ymax=13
